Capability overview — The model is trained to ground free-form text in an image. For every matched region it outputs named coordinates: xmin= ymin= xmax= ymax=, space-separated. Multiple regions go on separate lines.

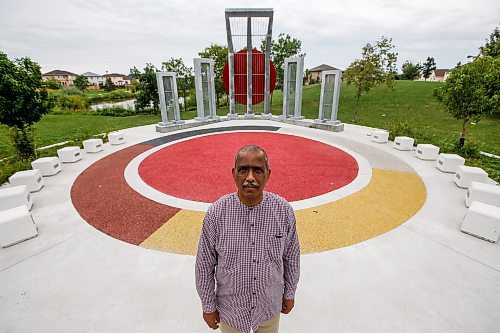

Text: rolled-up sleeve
xmin=195 ymin=206 xmax=218 ymax=313
xmin=282 ymin=206 xmax=300 ymax=300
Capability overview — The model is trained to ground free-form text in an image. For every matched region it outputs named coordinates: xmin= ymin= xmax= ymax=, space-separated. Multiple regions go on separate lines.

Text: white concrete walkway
xmin=1 ymin=120 xmax=499 ymax=333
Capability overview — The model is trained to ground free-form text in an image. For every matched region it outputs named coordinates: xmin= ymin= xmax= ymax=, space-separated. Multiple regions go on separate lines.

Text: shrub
xmin=58 ymin=87 xmax=84 ymax=96
xmin=53 ymin=94 xmax=89 ymax=112
xmin=9 ymin=127 xmax=36 ymax=160
xmin=88 ymin=106 xmax=151 ymax=117
xmin=387 ymin=119 xmax=415 ymax=140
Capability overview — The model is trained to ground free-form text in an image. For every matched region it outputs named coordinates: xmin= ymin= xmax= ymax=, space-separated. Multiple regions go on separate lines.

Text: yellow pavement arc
xmin=140 ymin=209 xmax=206 ymax=255
xmin=140 ymin=168 xmax=426 ymax=255
xmin=295 ymin=168 xmax=426 ymax=253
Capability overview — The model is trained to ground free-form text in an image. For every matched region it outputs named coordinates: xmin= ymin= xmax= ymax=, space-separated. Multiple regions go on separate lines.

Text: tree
xmin=479 ymin=24 xmax=500 ymax=57
xmin=421 ymin=57 xmax=436 ymax=81
xmin=103 ymin=77 xmax=116 ymax=91
xmin=198 ymin=44 xmax=228 ymax=106
xmin=0 ymin=52 xmax=51 ymax=159
xmin=43 ymin=77 xmax=61 ymax=90
xmin=74 ymin=75 xmax=89 ymax=92
xmin=434 ymin=56 xmax=500 ymax=147
xmin=130 ymin=64 xmax=159 ymax=113
xmin=304 ymin=68 xmax=311 ymax=85
xmin=261 ymin=33 xmax=304 ymax=90
xmin=343 ymin=36 xmax=398 ymax=122
xmin=162 ymin=58 xmax=194 ymax=112
xmin=400 ymin=61 xmax=422 ymax=80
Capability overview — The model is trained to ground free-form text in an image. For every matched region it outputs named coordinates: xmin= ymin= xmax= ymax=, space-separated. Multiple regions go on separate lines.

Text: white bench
xmin=0 ymin=205 xmax=38 ymax=247
xmin=0 ymin=185 xmax=33 ymax=211
xmin=436 ymin=153 xmax=465 ymax=173
xmin=454 ymin=165 xmax=488 ymax=189
xmin=371 ymin=130 xmax=389 ymax=143
xmin=393 ymin=136 xmax=414 ymax=151
xmin=31 ymin=157 xmax=62 ymax=176
xmin=461 ymin=201 xmax=500 ymax=243
xmin=57 ymin=146 xmax=82 ymax=163
xmin=415 ymin=144 xmax=440 ymax=160
xmin=83 ymin=138 xmax=104 ymax=153
xmin=108 ymin=131 xmax=125 ymax=145
xmin=8 ymin=169 xmax=44 ymax=192
xmin=466 ymin=182 xmax=500 ymax=207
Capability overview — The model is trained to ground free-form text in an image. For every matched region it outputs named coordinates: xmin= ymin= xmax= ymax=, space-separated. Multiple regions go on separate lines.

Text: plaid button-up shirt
xmin=195 ymin=192 xmax=300 ymax=333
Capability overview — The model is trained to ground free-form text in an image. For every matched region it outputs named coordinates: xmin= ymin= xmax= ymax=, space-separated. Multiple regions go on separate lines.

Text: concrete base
xmin=0 ymin=205 xmax=37 ymax=247
xmin=260 ymin=113 xmax=273 ymax=120
xmin=244 ymin=113 xmax=256 ymax=119
xmin=466 ymin=182 xmax=500 ymax=207
xmin=461 ymin=201 xmax=500 ymax=242
xmin=0 ymin=185 xmax=33 ymax=211
xmin=312 ymin=122 xmax=344 ymax=132
xmin=454 ymin=165 xmax=488 ymax=189
xmin=31 ymin=157 xmax=62 ymax=176
xmin=156 ymin=119 xmax=219 ymax=133
xmin=8 ymin=169 xmax=44 ymax=192
xmin=227 ymin=113 xmax=239 ymax=120
xmin=280 ymin=118 xmax=344 ymax=132
xmin=57 ymin=146 xmax=82 ymax=163
xmin=83 ymin=139 xmax=104 ymax=153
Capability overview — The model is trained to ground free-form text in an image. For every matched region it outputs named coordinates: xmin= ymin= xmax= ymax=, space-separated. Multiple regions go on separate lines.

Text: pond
xmin=90 ymin=99 xmax=136 ymax=110
xmin=90 ymin=97 xmax=186 ymax=110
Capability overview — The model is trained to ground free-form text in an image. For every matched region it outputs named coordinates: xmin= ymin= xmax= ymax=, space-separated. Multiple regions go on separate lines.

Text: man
xmin=195 ymin=145 xmax=300 ymax=333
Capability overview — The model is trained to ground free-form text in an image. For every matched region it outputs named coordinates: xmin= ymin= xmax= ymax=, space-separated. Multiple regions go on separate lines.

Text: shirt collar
xmin=235 ymin=191 xmax=268 ymax=210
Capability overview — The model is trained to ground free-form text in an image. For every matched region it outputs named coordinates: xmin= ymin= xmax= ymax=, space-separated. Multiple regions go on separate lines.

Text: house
xmin=307 ymin=64 xmax=340 ymax=84
xmin=42 ymin=70 xmax=78 ymax=86
xmin=419 ymin=69 xmax=450 ymax=82
xmin=82 ymin=72 xmax=104 ymax=86
xmin=103 ymin=73 xmax=132 ymax=86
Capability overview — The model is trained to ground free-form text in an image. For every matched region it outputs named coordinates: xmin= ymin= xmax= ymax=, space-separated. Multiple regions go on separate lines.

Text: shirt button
xmin=252 ymin=242 xmax=255 ymax=245
xmin=252 ymin=306 xmax=255 ymax=309
xmin=253 ymin=292 xmax=256 ymax=295
xmin=253 ymin=259 xmax=256 ymax=263
xmin=254 ymin=277 xmax=256 ymax=280
xmin=250 ymin=224 xmax=254 ymax=227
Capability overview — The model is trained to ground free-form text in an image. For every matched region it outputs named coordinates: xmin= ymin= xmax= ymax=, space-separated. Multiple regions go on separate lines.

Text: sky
xmin=0 ymin=0 xmax=499 ymax=76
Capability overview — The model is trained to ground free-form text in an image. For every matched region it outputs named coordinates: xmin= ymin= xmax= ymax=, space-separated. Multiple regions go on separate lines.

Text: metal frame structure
xmin=225 ymin=8 xmax=273 ymax=119
xmin=315 ymin=70 xmax=342 ymax=124
xmin=156 ymin=72 xmax=184 ymax=126
xmin=193 ymin=58 xmax=218 ymax=121
xmin=282 ymin=56 xmax=305 ymax=120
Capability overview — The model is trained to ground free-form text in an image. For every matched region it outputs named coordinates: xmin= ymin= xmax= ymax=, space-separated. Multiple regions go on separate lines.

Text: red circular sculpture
xmin=222 ymin=49 xmax=277 ymax=105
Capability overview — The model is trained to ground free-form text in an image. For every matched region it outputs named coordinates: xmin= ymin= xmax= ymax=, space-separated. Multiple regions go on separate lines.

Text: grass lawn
xmin=216 ymin=81 xmax=499 ymax=154
xmin=0 ymin=114 xmax=160 ymax=159
xmin=1 ymin=80 xmax=499 ymax=184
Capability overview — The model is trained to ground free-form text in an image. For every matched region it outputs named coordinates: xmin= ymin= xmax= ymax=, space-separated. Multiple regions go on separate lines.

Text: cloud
xmin=0 ymin=0 xmax=498 ymax=74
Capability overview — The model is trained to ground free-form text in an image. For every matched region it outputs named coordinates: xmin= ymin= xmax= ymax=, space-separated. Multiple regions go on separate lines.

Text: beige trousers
xmin=219 ymin=313 xmax=280 ymax=333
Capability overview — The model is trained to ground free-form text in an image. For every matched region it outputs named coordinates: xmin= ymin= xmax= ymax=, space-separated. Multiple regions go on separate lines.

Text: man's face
xmin=232 ymin=151 xmax=271 ymax=206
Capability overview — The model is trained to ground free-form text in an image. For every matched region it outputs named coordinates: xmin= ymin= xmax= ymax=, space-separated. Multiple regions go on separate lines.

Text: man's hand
xmin=281 ymin=299 xmax=295 ymax=314
xmin=203 ymin=311 xmax=220 ymax=330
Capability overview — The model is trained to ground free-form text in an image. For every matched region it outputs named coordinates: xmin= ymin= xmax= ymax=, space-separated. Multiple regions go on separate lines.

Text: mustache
xmin=243 ymin=181 xmax=259 ymax=188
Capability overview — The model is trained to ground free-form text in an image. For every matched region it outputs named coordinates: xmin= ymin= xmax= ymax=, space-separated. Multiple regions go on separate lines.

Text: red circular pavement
xmin=138 ymin=132 xmax=359 ymax=203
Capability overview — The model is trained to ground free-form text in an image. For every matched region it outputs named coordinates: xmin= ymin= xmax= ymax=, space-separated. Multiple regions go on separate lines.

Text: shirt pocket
xmin=218 ymin=247 xmax=239 ymax=271
xmin=267 ymin=234 xmax=285 ymax=265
